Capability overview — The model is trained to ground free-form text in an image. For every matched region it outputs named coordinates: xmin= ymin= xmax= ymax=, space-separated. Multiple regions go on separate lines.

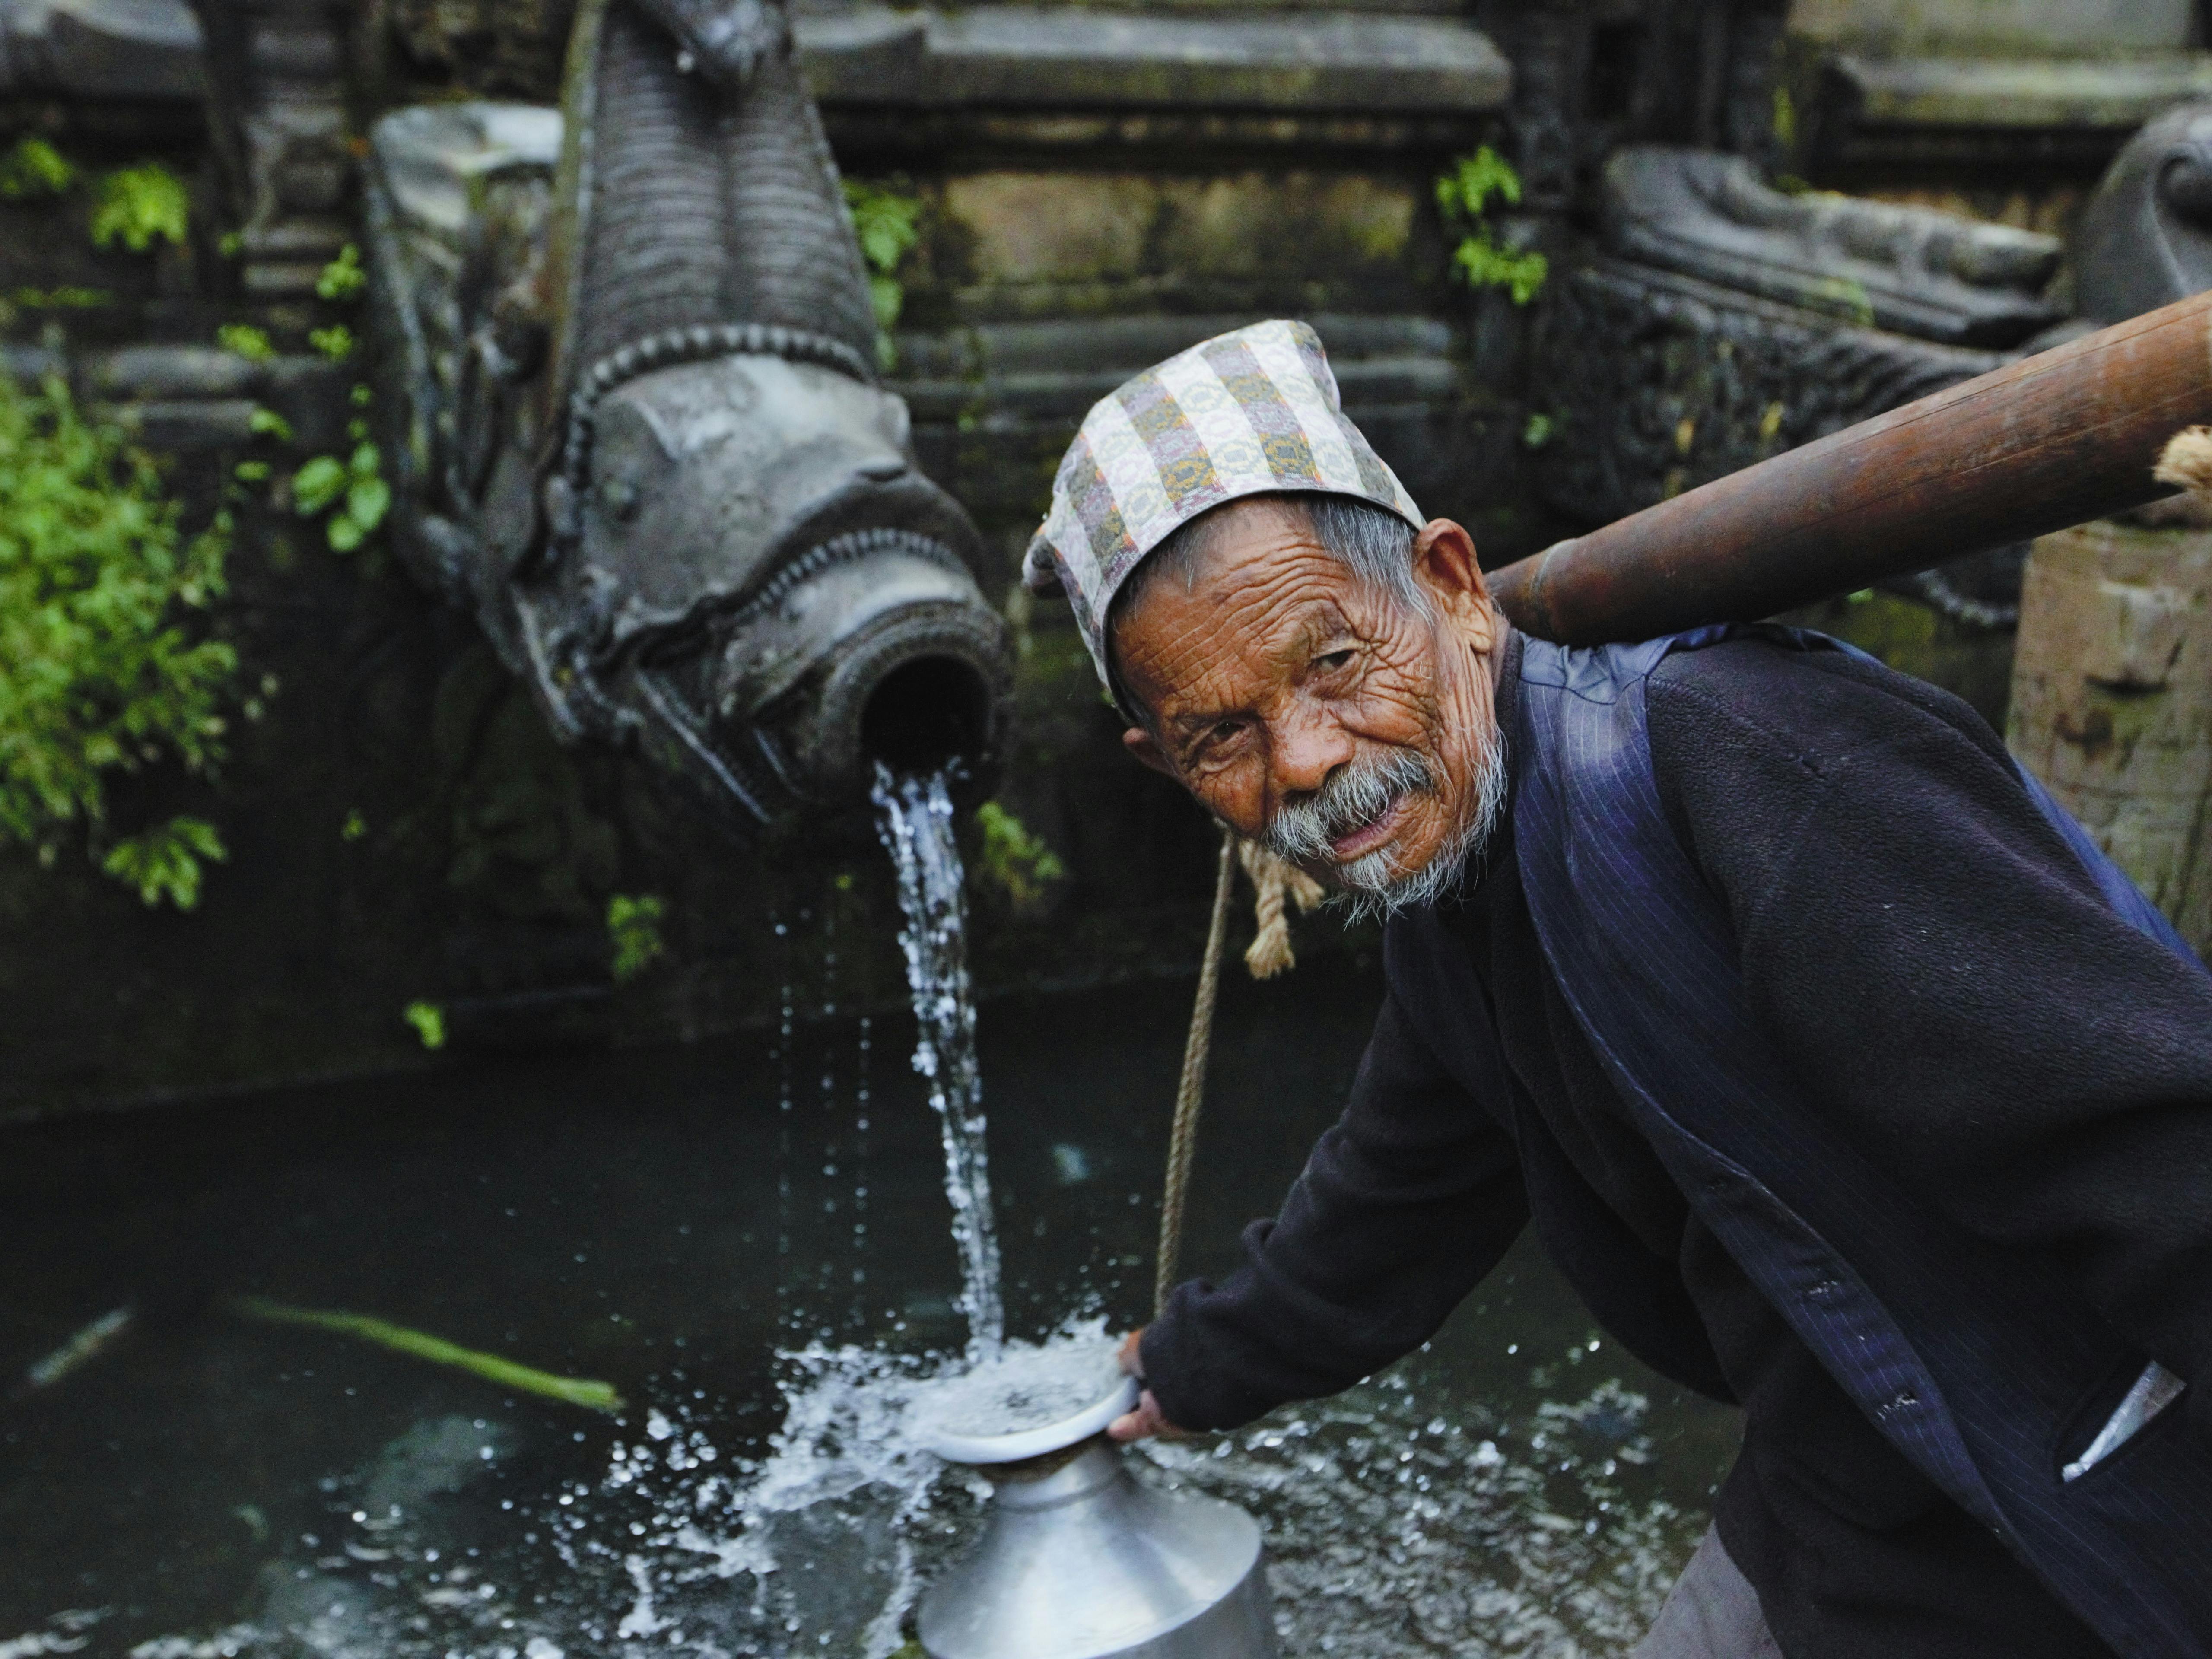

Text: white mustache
xmin=1261 ymin=747 xmax=1438 ymax=866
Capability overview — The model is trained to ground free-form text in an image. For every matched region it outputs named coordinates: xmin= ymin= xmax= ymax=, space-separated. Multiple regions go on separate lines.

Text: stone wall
xmin=1 ymin=0 xmax=2189 ymax=1114
xmin=0 ymin=0 xmax=1526 ymax=1116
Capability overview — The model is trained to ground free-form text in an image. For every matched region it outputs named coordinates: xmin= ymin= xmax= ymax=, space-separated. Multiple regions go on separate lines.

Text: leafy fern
xmin=842 ymin=178 xmax=923 ymax=369
xmin=1435 ymin=146 xmax=1548 ymax=306
xmin=607 ymin=893 xmax=667 ymax=984
xmin=0 ymin=373 xmax=236 ymax=906
xmin=0 ymin=138 xmax=75 ymax=200
xmin=89 ymin=164 xmax=189 ymax=253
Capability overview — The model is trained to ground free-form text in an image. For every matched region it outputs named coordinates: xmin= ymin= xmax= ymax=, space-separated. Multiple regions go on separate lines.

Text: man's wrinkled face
xmin=1112 ymin=500 xmax=1508 ymax=912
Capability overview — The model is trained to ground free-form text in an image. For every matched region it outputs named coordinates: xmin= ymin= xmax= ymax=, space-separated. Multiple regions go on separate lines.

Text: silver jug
xmin=915 ymin=1377 xmax=1278 ymax=1659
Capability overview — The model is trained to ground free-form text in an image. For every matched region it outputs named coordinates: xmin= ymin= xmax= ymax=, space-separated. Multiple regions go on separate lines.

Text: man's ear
xmin=1411 ymin=518 xmax=1498 ymax=652
xmin=1123 ymin=726 xmax=1180 ymax=776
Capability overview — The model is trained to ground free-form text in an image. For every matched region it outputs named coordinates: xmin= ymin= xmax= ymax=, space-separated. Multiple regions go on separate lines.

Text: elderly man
xmin=1020 ymin=320 xmax=2212 ymax=1658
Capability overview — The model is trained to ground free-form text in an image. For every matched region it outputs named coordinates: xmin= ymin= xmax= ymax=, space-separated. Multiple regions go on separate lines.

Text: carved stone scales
xmin=365 ymin=0 xmax=1011 ymax=825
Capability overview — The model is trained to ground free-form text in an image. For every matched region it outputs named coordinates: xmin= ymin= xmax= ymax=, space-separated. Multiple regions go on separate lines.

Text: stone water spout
xmin=365 ymin=0 xmax=1011 ymax=824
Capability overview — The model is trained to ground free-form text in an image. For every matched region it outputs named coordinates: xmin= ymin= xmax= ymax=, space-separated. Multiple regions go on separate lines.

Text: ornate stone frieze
xmin=1533 ymin=256 xmax=2008 ymax=528
xmin=1601 ymin=145 xmax=2061 ymax=347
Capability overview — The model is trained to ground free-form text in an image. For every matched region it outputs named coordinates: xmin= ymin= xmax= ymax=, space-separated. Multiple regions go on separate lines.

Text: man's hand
xmin=1108 ymin=1327 xmax=1189 ymax=1443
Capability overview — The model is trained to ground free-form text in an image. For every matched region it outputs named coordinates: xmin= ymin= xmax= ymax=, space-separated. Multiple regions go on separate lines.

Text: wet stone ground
xmin=0 ymin=954 xmax=1738 ymax=1657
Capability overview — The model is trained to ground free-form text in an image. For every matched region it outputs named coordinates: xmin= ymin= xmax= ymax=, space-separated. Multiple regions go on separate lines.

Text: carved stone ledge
xmin=1811 ymin=51 xmax=2212 ymax=170
xmin=795 ymin=6 xmax=1510 ymax=115
xmin=888 ymin=310 xmax=1455 ymax=424
xmin=0 ymin=0 xmax=205 ymax=101
xmin=1601 ymin=146 xmax=2061 ymax=348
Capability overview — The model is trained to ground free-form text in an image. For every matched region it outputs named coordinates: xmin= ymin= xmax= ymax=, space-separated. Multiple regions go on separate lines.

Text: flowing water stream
xmin=0 ymin=771 xmax=1742 ymax=1657
xmin=871 ymin=769 xmax=1003 ymax=1359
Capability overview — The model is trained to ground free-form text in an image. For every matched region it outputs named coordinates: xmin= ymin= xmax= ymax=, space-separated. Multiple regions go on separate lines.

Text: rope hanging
xmin=1151 ymin=831 xmax=1327 ymax=1314
xmin=1154 ymin=826 xmax=1238 ymax=1316
xmin=1238 ymin=840 xmax=1326 ymax=979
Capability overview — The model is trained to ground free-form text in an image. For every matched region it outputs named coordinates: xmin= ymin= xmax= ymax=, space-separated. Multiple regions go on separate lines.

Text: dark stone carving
xmin=2074 ymin=100 xmax=2212 ymax=327
xmin=1601 ymin=146 xmax=2062 ymax=347
xmin=0 ymin=0 xmax=204 ymax=100
xmin=1535 ymin=257 xmax=2008 ymax=526
xmin=366 ymin=0 xmax=1011 ymax=826
xmin=1533 ymin=256 xmax=2043 ymax=621
xmin=387 ymin=0 xmax=577 ymax=96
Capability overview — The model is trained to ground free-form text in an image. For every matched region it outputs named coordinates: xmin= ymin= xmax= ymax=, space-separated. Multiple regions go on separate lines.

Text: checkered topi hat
xmin=1021 ymin=319 xmax=1425 ymax=683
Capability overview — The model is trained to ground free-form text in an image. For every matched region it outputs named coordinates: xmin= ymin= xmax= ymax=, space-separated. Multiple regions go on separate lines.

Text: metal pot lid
xmin=911 ymin=1353 xmax=1138 ymax=1466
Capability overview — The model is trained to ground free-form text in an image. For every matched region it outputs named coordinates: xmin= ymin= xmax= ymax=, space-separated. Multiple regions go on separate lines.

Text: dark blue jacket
xmin=1500 ymin=628 xmax=2212 ymax=1655
xmin=1145 ymin=626 xmax=2212 ymax=1656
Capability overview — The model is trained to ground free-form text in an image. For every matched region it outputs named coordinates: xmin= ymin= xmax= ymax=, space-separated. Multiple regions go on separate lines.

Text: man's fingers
xmin=1116 ymin=1328 xmax=1145 ymax=1374
xmin=1107 ymin=1389 xmax=1187 ymax=1443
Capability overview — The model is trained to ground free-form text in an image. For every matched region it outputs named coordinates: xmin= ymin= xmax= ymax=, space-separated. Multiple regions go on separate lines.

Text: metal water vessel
xmin=914 ymin=1372 xmax=1279 ymax=1659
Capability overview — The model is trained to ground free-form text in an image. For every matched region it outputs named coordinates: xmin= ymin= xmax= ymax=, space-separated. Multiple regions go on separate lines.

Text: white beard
xmin=1260 ymin=725 xmax=1506 ymax=922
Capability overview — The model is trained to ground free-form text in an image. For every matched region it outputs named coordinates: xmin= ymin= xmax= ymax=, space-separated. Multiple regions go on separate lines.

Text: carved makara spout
xmin=365 ymin=0 xmax=1010 ymax=822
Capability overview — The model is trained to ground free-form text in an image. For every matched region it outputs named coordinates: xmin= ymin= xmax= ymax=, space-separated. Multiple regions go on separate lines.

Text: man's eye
xmin=1315 ymin=648 xmax=1355 ymax=672
xmin=1191 ymin=718 xmax=1243 ymax=760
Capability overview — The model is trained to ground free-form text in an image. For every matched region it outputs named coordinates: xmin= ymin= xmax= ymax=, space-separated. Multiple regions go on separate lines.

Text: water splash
xmin=908 ymin=1325 xmax=1121 ymax=1440
xmin=89 ymin=1342 xmax=1700 ymax=1659
xmin=872 ymin=767 xmax=1003 ymax=1357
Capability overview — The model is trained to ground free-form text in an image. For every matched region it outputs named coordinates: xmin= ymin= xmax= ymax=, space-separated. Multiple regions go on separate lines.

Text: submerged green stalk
xmin=227 ymin=1295 xmax=625 ymax=1415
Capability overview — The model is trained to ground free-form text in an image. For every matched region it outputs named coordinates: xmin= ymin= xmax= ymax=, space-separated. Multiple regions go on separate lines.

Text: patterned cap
xmin=1021 ymin=319 xmax=1425 ymax=683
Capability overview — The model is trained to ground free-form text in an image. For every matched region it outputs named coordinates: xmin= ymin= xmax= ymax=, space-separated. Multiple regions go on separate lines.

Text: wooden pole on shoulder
xmin=1489 ymin=291 xmax=2212 ymax=644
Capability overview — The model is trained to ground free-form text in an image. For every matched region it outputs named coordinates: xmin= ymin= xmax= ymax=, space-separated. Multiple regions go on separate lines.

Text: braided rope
xmin=1154 ymin=826 xmax=1239 ymax=1317
xmin=1236 ymin=840 xmax=1326 ymax=980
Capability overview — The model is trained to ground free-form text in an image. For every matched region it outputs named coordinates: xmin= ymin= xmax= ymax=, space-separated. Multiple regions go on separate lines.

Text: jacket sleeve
xmin=1652 ymin=648 xmax=2212 ymax=1445
xmin=1137 ymin=985 xmax=1528 ymax=1432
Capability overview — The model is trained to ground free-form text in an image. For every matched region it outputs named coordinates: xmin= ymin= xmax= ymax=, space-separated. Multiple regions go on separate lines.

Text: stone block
xmin=103 ymin=395 xmax=263 ymax=446
xmin=797 ymin=6 xmax=1509 ymax=114
xmin=932 ymin=168 xmax=1424 ymax=318
xmin=1790 ymin=0 xmax=2193 ymax=54
xmin=83 ymin=343 xmax=259 ymax=400
xmin=1828 ymin=51 xmax=2212 ymax=130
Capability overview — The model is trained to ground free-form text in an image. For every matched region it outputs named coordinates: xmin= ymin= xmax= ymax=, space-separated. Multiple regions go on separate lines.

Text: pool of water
xmin=0 ymin=953 xmax=1739 ymax=1657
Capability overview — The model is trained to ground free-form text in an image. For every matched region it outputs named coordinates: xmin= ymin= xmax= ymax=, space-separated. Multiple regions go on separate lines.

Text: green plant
xmin=247 ymin=407 xmax=292 ymax=443
xmin=402 ymin=999 xmax=445 ymax=1049
xmin=291 ymin=439 xmax=388 ymax=551
xmin=89 ymin=163 xmax=188 ymax=253
xmin=309 ymin=324 xmax=353 ymax=362
xmin=974 ymin=801 xmax=1065 ymax=909
xmin=227 ymin=1296 xmax=623 ymax=1414
xmin=0 ymin=137 xmax=75 ymax=200
xmin=315 ymin=242 xmax=365 ymax=302
xmin=217 ymin=323 xmax=275 ymax=362
xmin=1436 ymin=147 xmax=1548 ymax=306
xmin=102 ymin=814 xmax=224 ymax=907
xmin=0 ymin=372 xmax=237 ymax=906
xmin=607 ymin=892 xmax=666 ymax=984
xmin=842 ymin=178 xmax=923 ymax=370
xmin=1521 ymin=411 xmax=1557 ymax=449
xmin=9 ymin=286 xmax=109 ymax=310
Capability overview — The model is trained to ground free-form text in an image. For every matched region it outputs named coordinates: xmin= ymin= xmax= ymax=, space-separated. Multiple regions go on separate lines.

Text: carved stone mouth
xmin=626 ymin=528 xmax=1012 ymax=823
xmin=858 ymin=652 xmax=995 ymax=776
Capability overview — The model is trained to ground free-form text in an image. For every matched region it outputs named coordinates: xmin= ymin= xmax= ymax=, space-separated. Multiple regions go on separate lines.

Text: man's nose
xmin=1269 ymin=706 xmax=1354 ymax=798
